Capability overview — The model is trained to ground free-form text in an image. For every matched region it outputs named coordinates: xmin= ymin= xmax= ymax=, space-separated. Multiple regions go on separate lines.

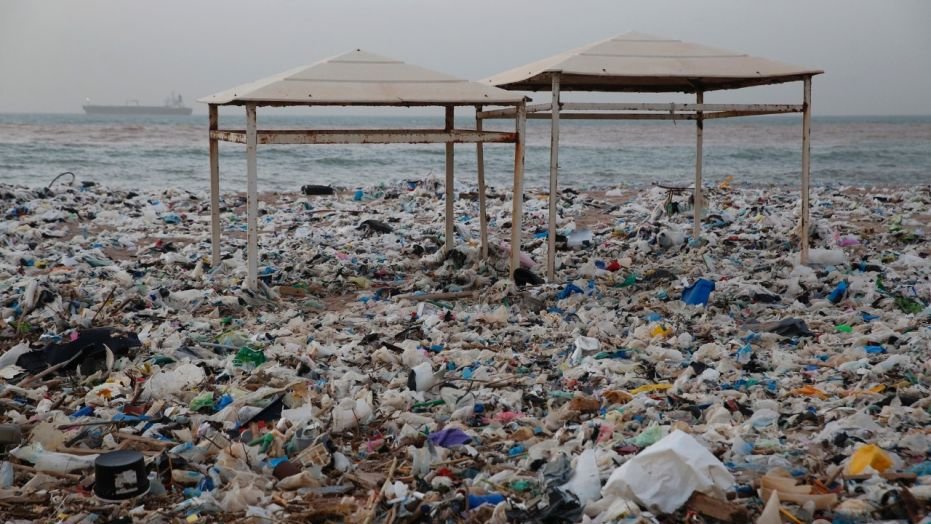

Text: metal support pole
xmin=801 ymin=77 xmax=812 ymax=264
xmin=245 ymin=104 xmax=258 ymax=291
xmin=510 ymin=103 xmax=526 ymax=277
xmin=475 ymin=105 xmax=488 ymax=259
xmin=694 ymin=90 xmax=704 ymax=241
xmin=445 ymin=106 xmax=455 ymax=254
xmin=547 ymin=74 xmax=561 ymax=280
xmin=209 ymin=104 xmax=220 ymax=266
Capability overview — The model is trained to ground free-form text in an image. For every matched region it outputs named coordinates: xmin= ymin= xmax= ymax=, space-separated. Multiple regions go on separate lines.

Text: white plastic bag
xmin=602 ymin=430 xmax=734 ymax=513
xmin=560 ymin=448 xmax=601 ymax=506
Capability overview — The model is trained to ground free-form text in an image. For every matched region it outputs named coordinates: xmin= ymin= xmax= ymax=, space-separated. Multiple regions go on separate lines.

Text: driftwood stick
xmin=394 ymin=290 xmax=477 ymax=302
xmin=363 ymin=456 xmax=398 ymax=524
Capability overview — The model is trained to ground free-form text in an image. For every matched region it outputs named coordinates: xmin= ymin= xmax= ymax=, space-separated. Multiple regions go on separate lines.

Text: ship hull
xmin=83 ymin=105 xmax=192 ymax=116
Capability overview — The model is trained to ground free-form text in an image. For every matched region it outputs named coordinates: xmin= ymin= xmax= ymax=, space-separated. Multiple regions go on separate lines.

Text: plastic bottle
xmin=0 ymin=461 xmax=13 ymax=488
xmin=10 ymin=444 xmax=97 ymax=473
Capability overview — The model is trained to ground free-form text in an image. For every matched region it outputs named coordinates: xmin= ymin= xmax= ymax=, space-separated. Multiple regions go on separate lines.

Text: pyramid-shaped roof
xmin=200 ymin=50 xmax=527 ymax=106
xmin=483 ymin=32 xmax=822 ymax=93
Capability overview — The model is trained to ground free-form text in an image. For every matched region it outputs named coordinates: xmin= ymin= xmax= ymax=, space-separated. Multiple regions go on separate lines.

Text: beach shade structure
xmin=199 ymin=50 xmax=528 ymax=290
xmin=479 ymin=32 xmax=823 ymax=279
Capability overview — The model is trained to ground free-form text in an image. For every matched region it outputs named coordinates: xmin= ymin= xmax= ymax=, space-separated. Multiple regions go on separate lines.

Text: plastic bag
xmin=602 ymin=430 xmax=734 ymax=513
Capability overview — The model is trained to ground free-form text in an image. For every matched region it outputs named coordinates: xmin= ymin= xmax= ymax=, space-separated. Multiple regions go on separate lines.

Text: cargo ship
xmin=82 ymin=93 xmax=192 ymax=116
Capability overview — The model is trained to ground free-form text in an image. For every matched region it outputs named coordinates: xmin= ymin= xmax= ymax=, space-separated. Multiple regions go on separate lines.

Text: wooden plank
xmin=210 ymin=129 xmax=517 ymax=144
xmin=547 ymin=74 xmax=560 ymax=281
xmin=475 ymin=105 xmax=488 ymax=260
xmin=209 ymin=104 xmax=221 ymax=266
xmin=445 ymin=107 xmax=455 ymax=254
xmin=245 ymin=104 xmax=258 ymax=291
xmin=510 ymin=103 xmax=526 ymax=277
xmin=801 ymin=77 xmax=812 ymax=264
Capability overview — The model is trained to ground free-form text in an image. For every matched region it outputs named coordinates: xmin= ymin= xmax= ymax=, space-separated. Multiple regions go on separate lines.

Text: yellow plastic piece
xmin=792 ymin=385 xmax=828 ymax=399
xmin=847 ymin=444 xmax=893 ymax=475
xmin=629 ymin=383 xmax=673 ymax=395
xmin=649 ymin=324 xmax=673 ymax=338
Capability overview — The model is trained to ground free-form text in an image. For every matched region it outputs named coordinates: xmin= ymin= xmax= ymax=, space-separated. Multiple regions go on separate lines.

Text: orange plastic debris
xmin=846 ymin=444 xmax=893 ymax=475
xmin=792 ymin=385 xmax=828 ymax=399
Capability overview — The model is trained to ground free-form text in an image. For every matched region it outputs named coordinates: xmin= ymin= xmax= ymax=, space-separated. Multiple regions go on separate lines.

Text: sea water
xmin=1 ymin=113 xmax=928 ymax=192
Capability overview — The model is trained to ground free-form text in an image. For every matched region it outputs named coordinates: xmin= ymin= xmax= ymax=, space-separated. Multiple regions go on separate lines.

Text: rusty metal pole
xmin=445 ymin=106 xmax=455 ymax=254
xmin=801 ymin=77 xmax=812 ymax=264
xmin=510 ymin=102 xmax=526 ymax=277
xmin=547 ymin=74 xmax=560 ymax=280
xmin=209 ymin=104 xmax=220 ymax=267
xmin=694 ymin=90 xmax=704 ymax=242
xmin=245 ymin=104 xmax=258 ymax=291
xmin=475 ymin=105 xmax=488 ymax=259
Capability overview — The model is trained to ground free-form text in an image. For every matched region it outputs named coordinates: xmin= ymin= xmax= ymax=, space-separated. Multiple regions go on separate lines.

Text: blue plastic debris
xmin=681 ymin=278 xmax=715 ymax=306
xmin=828 ymin=280 xmax=849 ymax=304
xmin=556 ymin=283 xmax=585 ymax=300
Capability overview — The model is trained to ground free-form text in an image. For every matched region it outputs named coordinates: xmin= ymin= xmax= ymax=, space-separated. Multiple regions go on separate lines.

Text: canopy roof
xmin=200 ymin=50 xmax=527 ymax=107
xmin=483 ymin=32 xmax=822 ymax=93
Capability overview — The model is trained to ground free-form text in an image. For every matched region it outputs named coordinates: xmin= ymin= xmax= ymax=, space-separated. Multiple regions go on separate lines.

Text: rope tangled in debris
xmin=47 ymin=171 xmax=75 ymax=189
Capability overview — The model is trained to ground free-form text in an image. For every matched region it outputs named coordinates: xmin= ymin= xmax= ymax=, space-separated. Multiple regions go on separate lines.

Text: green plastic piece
xmin=190 ymin=391 xmax=214 ymax=412
xmin=510 ymin=479 xmax=533 ymax=492
xmin=233 ymin=347 xmax=266 ymax=368
xmin=895 ymin=295 xmax=924 ymax=314
xmin=548 ymin=391 xmax=575 ymax=400
xmin=631 ymin=423 xmax=665 ymax=448
xmin=248 ymin=432 xmax=275 ymax=453
xmin=412 ymin=399 xmax=446 ymax=411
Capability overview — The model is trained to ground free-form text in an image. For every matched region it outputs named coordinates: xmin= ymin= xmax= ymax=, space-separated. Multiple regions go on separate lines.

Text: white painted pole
xmin=801 ymin=77 xmax=812 ymax=264
xmin=475 ymin=105 xmax=488 ymax=259
xmin=245 ymin=104 xmax=258 ymax=291
xmin=547 ymin=74 xmax=561 ymax=280
xmin=445 ymin=106 xmax=455 ymax=254
xmin=694 ymin=90 xmax=704 ymax=241
xmin=209 ymin=104 xmax=220 ymax=267
xmin=510 ymin=103 xmax=526 ymax=277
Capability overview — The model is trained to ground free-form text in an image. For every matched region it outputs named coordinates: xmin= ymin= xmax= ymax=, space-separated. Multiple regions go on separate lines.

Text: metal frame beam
xmin=510 ymin=103 xmax=526 ymax=276
xmin=475 ymin=75 xmax=815 ymax=280
xmin=801 ymin=78 xmax=812 ymax=264
xmin=444 ymin=107 xmax=455 ymax=254
xmin=212 ymin=102 xmax=528 ymax=291
xmin=560 ymin=102 xmax=803 ymax=112
xmin=245 ymin=104 xmax=258 ymax=291
xmin=208 ymin=105 xmax=220 ymax=266
xmin=694 ymin=91 xmax=704 ymax=241
xmin=478 ymin=102 xmax=803 ymax=120
xmin=211 ymin=129 xmax=517 ymax=145
xmin=546 ymin=74 xmax=560 ymax=280
xmin=475 ymin=105 xmax=489 ymax=259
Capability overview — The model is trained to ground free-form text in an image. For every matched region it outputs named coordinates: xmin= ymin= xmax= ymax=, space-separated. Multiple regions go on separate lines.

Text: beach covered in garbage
xmin=1 ymin=176 xmax=930 ymax=523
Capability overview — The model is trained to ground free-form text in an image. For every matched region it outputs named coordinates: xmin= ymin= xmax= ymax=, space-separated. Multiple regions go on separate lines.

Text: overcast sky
xmin=1 ymin=0 xmax=928 ymax=115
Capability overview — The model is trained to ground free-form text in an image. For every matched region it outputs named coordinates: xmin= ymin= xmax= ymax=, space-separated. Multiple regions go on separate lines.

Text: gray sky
xmin=1 ymin=0 xmax=929 ymax=115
